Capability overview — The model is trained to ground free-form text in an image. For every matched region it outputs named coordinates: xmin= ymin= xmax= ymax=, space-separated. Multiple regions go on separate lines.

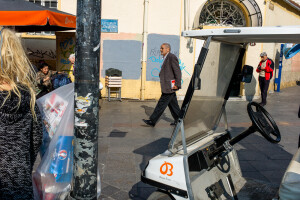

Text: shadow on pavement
xmin=244 ymin=74 xmax=257 ymax=101
xmin=237 ymin=178 xmax=279 ymax=200
xmin=230 ymin=126 xmax=294 ymax=199
xmin=141 ymin=105 xmax=173 ymax=123
xmin=129 ymin=138 xmax=170 ymax=199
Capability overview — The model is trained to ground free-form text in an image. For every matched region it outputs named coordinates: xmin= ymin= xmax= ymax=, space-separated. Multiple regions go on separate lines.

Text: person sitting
xmin=36 ymin=63 xmax=61 ymax=99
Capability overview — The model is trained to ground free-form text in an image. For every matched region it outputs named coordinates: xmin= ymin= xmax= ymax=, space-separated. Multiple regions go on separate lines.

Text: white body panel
xmin=145 ymin=154 xmax=187 ymax=191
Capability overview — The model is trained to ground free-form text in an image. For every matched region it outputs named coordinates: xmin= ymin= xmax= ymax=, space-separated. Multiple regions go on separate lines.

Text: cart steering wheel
xmin=247 ymin=102 xmax=281 ymax=143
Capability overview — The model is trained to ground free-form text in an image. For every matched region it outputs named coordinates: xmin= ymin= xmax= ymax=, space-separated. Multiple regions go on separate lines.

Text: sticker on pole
xmin=75 ymin=93 xmax=93 ymax=127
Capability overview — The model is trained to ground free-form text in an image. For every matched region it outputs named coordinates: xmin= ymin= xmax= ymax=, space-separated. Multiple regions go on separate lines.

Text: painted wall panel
xmin=102 ymin=40 xmax=142 ymax=80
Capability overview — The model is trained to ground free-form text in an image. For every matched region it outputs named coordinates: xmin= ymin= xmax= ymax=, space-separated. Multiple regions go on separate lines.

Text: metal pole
xmin=70 ymin=0 xmax=101 ymax=199
xmin=275 ymin=44 xmax=283 ymax=92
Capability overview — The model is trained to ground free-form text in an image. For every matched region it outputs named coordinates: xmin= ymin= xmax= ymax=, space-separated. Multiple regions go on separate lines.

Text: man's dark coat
xmin=159 ymin=53 xmax=182 ymax=93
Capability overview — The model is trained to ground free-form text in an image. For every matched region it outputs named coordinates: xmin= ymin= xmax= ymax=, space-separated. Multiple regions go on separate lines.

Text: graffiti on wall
xmin=146 ymin=34 xmax=191 ymax=82
xmin=23 ymin=38 xmax=56 ymax=61
xmin=148 ymin=49 xmax=191 ymax=79
xmin=57 ymin=36 xmax=75 ymax=71
xmin=27 ymin=48 xmax=56 ymax=59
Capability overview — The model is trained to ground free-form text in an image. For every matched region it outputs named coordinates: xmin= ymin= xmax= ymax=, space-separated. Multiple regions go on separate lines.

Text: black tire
xmin=147 ymin=191 xmax=173 ymax=200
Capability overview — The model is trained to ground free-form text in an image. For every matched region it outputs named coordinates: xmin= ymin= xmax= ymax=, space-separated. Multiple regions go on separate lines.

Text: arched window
xmin=199 ymin=0 xmax=247 ymax=27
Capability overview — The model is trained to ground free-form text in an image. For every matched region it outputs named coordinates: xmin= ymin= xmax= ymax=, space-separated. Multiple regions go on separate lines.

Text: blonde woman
xmin=0 ymin=27 xmax=42 ymax=199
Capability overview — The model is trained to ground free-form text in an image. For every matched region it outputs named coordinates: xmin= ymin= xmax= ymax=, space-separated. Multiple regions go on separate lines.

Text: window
xmin=28 ymin=0 xmax=57 ymax=9
xmin=199 ymin=0 xmax=246 ymax=27
xmin=26 ymin=0 xmax=58 ymax=35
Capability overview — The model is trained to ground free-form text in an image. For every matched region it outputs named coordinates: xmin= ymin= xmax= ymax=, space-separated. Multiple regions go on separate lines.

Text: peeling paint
xmin=76 ymin=166 xmax=85 ymax=176
xmin=75 ymin=116 xmax=88 ymax=127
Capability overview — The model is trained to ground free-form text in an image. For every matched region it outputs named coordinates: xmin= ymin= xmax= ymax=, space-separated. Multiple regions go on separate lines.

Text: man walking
xmin=143 ymin=43 xmax=182 ymax=127
xmin=256 ymin=52 xmax=274 ymax=106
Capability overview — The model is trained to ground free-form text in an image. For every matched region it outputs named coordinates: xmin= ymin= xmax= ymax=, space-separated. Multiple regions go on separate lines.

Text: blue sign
xmin=50 ymin=136 xmax=73 ymax=183
xmin=101 ymin=19 xmax=118 ymax=33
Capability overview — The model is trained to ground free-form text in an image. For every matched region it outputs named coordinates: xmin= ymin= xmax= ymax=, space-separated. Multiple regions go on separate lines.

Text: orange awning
xmin=0 ymin=0 xmax=76 ymax=32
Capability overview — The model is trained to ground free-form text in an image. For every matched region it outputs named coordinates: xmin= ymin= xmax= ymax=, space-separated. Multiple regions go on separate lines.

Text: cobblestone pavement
xmin=99 ymin=85 xmax=300 ymax=200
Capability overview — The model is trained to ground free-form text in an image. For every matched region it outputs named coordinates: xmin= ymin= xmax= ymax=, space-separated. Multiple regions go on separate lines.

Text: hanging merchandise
xmin=37 ymin=85 xmax=70 ymax=157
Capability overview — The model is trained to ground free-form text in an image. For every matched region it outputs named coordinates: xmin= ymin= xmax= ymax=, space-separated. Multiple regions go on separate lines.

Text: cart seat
xmin=279 ymin=148 xmax=300 ymax=199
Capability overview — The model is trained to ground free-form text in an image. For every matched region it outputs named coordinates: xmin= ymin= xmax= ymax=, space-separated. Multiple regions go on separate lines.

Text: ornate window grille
xmin=199 ymin=0 xmax=247 ymax=27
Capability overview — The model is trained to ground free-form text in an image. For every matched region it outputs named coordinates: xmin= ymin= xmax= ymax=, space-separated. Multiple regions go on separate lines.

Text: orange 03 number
xmin=160 ymin=161 xmax=173 ymax=176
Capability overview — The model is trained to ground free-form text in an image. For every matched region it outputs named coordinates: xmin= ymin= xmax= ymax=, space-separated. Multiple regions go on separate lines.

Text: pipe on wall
xmin=140 ymin=0 xmax=149 ymax=100
xmin=188 ymin=0 xmax=191 ymax=30
xmin=184 ymin=0 xmax=191 ymax=30
xmin=184 ymin=0 xmax=187 ymax=30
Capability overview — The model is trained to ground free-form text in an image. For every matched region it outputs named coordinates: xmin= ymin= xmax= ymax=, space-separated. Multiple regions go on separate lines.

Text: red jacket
xmin=256 ymin=58 xmax=274 ymax=81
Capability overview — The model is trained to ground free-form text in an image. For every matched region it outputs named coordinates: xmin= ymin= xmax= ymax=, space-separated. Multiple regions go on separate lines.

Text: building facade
xmin=23 ymin=0 xmax=300 ymax=100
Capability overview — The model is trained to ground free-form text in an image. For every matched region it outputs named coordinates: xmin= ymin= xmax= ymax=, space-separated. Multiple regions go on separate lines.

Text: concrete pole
xmin=140 ymin=0 xmax=149 ymax=100
xmin=70 ymin=0 xmax=101 ymax=199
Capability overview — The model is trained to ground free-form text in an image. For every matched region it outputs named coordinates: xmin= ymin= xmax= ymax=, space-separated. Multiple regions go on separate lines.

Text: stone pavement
xmin=98 ymin=85 xmax=300 ymax=200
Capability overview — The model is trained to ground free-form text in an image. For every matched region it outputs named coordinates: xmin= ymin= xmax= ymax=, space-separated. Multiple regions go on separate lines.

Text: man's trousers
xmin=150 ymin=92 xmax=180 ymax=125
xmin=259 ymin=76 xmax=270 ymax=104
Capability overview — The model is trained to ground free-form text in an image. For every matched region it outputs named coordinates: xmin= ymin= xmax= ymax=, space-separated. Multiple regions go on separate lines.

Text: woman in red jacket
xmin=256 ymin=52 xmax=274 ymax=106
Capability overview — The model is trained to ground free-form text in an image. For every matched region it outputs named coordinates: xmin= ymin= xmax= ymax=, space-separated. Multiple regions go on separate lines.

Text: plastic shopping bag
xmin=38 ymin=91 xmax=69 ymax=157
xmin=33 ymin=83 xmax=101 ymax=200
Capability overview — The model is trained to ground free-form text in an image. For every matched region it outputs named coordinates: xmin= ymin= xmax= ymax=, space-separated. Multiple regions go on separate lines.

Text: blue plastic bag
xmin=52 ymin=74 xmax=72 ymax=89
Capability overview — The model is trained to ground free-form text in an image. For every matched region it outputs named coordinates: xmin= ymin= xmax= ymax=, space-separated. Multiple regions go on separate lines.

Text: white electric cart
xmin=141 ymin=26 xmax=300 ymax=200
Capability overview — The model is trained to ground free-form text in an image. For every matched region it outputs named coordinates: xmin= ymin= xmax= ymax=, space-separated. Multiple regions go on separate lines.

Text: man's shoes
xmin=170 ymin=122 xmax=177 ymax=126
xmin=143 ymin=119 xmax=155 ymax=127
xmin=259 ymin=102 xmax=266 ymax=107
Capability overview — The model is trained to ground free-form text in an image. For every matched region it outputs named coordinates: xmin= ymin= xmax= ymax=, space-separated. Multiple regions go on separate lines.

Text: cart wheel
xmin=147 ymin=191 xmax=174 ymax=200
